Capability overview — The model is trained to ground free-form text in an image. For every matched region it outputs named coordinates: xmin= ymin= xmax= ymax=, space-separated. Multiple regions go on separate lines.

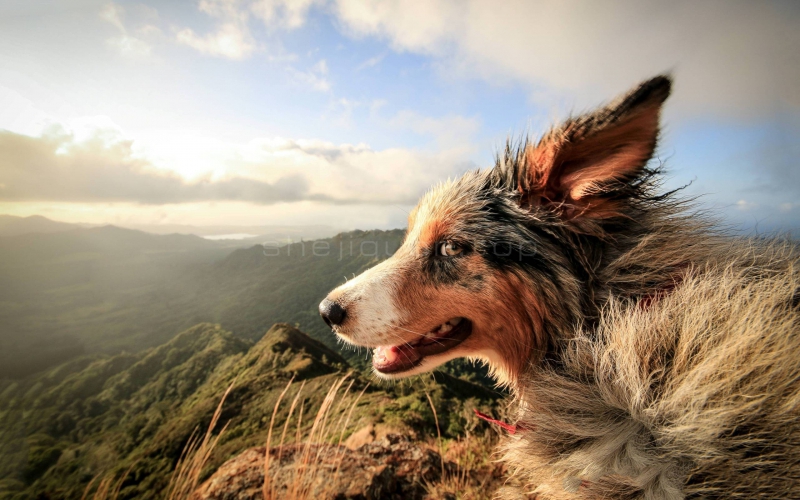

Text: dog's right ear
xmin=497 ymin=75 xmax=671 ymax=222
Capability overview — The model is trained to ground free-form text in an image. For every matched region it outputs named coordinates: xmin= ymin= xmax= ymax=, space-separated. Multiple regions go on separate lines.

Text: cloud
xmin=0 ymin=85 xmax=55 ymax=137
xmin=175 ymin=0 xmax=257 ymax=59
xmin=173 ymin=0 xmax=259 ymax=59
xmin=176 ymin=0 xmax=322 ymax=59
xmin=389 ymin=110 xmax=480 ymax=149
xmin=289 ymin=59 xmax=332 ymax=92
xmin=232 ymin=135 xmax=476 ymax=203
xmin=100 ymin=3 xmax=154 ymax=59
xmin=0 ymin=127 xmax=318 ymax=205
xmin=0 ymin=124 xmax=475 ymax=206
xmin=736 ymin=199 xmax=758 ymax=211
xmin=165 ymin=0 xmax=800 ymax=118
xmin=322 ymin=97 xmax=361 ymax=128
xmin=356 ymin=52 xmax=386 ymax=71
xmin=332 ymin=0 xmax=800 ymax=119
xmin=334 ymin=0 xmax=456 ymax=55
xmin=176 ymin=22 xmax=256 ymax=59
xmin=251 ymin=0 xmax=326 ymax=29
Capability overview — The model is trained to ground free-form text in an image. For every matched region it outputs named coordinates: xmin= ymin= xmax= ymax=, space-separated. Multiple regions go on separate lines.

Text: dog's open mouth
xmin=372 ymin=317 xmax=472 ymax=374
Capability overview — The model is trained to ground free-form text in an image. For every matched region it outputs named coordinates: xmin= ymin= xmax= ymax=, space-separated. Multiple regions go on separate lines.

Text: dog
xmin=319 ymin=76 xmax=800 ymax=499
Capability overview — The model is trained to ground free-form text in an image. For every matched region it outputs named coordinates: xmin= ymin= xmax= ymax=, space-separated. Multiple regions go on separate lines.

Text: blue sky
xmin=0 ymin=0 xmax=798 ymax=233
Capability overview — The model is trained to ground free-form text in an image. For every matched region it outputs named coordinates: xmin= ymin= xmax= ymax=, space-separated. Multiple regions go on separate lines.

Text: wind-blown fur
xmin=320 ymin=75 xmax=800 ymax=499
xmin=499 ymin=237 xmax=800 ymax=499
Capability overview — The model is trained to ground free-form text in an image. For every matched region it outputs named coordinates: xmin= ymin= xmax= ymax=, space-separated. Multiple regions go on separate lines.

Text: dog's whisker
xmin=395 ymin=326 xmax=447 ymax=347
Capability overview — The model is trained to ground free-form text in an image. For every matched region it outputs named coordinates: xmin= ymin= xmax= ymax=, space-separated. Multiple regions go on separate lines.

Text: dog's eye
xmin=439 ymin=241 xmax=462 ymax=257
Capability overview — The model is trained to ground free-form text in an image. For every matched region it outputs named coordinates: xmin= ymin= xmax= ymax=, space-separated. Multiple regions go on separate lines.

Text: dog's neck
xmin=515 ymin=209 xmax=710 ymax=385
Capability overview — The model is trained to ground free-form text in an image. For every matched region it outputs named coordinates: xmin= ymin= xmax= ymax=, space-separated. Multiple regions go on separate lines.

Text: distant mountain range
xmin=0 ymin=215 xmax=92 ymax=237
xmin=121 ymin=222 xmax=341 ymax=241
xmin=0 ymin=214 xmax=341 ymax=242
xmin=0 ymin=214 xmax=407 ymax=378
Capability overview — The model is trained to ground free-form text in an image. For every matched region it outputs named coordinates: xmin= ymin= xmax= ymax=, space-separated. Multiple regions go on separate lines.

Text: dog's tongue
xmin=372 ymin=345 xmax=421 ymax=373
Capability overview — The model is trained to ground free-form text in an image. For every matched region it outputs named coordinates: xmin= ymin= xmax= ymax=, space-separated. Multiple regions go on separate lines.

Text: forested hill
xmin=0 ymin=323 xmax=501 ymax=499
xmin=194 ymin=229 xmax=406 ymax=348
xmin=0 ymin=226 xmax=404 ymax=378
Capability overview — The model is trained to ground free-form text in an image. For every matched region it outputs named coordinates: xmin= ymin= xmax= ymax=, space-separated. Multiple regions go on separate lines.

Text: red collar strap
xmin=473 ymin=410 xmax=595 ymax=491
xmin=640 ymin=266 xmax=689 ymax=311
xmin=473 ymin=409 xmax=527 ymax=434
xmin=475 ymin=270 xmax=688 ymax=435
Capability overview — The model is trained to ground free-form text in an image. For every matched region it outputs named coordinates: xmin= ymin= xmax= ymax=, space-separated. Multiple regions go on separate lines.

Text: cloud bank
xmin=0 ymin=126 xmax=475 ymax=206
xmin=172 ymin=0 xmax=799 ymax=118
xmin=333 ymin=0 xmax=799 ymax=118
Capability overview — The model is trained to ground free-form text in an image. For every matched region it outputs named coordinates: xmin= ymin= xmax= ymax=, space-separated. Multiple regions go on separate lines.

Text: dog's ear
xmin=516 ymin=75 xmax=671 ymax=220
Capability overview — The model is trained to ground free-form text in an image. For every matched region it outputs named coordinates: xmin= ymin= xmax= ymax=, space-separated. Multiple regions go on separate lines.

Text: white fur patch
xmin=331 ymin=259 xmax=403 ymax=346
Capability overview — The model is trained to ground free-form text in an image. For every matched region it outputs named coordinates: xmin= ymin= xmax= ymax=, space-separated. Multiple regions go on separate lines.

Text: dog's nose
xmin=319 ymin=298 xmax=346 ymax=327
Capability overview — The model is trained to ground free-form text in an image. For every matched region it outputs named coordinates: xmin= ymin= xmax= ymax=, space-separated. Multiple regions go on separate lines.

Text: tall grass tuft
xmin=262 ymin=372 xmax=369 ymax=500
xmin=164 ymin=380 xmax=235 ymax=500
xmin=423 ymin=393 xmax=503 ymax=499
xmin=85 ymin=374 xmax=499 ymax=499
xmin=425 ymin=390 xmax=446 ymax=479
xmin=80 ymin=466 xmax=131 ymax=500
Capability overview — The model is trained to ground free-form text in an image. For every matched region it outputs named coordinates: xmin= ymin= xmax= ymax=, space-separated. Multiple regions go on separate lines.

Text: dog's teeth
xmin=374 ymin=346 xmax=399 ymax=363
xmin=438 ymin=323 xmax=453 ymax=334
xmin=448 ymin=318 xmax=462 ymax=326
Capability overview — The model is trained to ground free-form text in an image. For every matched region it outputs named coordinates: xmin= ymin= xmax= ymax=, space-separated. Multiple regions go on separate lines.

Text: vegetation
xmin=0 ymin=224 xmax=413 ymax=377
xmin=0 ymin=323 xmax=503 ymax=499
xmin=0 ymin=224 xmax=492 ymax=383
xmin=0 ymin=221 xmax=504 ymax=498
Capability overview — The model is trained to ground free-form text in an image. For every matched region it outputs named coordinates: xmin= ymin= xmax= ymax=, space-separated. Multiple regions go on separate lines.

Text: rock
xmin=344 ymin=424 xmax=375 ymax=450
xmin=192 ymin=434 xmax=452 ymax=500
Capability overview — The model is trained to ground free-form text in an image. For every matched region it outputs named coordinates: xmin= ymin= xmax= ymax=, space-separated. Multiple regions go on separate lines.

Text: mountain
xmin=0 ymin=215 xmax=84 ymax=237
xmin=0 ymin=225 xmax=237 ymax=378
xmin=187 ymin=229 xmax=407 ymax=347
xmin=0 ymin=225 xmax=493 ymax=386
xmin=0 ymin=323 xmax=501 ymax=499
xmin=0 ymin=227 xmax=405 ymax=378
xmin=0 ymin=215 xmax=342 ymax=241
xmin=119 ymin=222 xmax=341 ymax=241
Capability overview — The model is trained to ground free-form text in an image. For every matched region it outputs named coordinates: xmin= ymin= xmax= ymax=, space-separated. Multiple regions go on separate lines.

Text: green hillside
xmin=0 ymin=225 xmax=233 ymax=377
xmin=188 ymin=229 xmax=406 ymax=347
xmin=0 ymin=323 xmax=501 ymax=499
xmin=0 ymin=226 xmax=404 ymax=378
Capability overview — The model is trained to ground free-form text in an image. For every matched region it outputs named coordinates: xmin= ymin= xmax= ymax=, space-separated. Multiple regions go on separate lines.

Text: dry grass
xmin=167 ymin=380 xmax=236 ymax=499
xmin=86 ymin=374 xmax=500 ymax=499
xmin=167 ymin=373 xmax=368 ymax=500
xmin=425 ymin=391 xmax=446 ymax=478
xmin=423 ymin=393 xmax=502 ymax=500
xmin=83 ymin=379 xmax=236 ymax=500
xmin=425 ymin=435 xmax=502 ymax=500
xmin=80 ymin=466 xmax=131 ymax=500
xmin=262 ymin=372 xmax=370 ymax=500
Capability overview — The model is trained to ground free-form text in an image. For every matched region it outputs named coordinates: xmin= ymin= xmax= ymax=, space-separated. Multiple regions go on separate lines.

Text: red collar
xmin=640 ymin=266 xmax=688 ymax=310
xmin=474 ymin=409 xmax=526 ymax=434
xmin=475 ymin=269 xmax=688 ymax=435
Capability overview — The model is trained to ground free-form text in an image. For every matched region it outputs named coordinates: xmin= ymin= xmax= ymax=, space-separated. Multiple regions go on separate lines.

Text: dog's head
xmin=320 ymin=76 xmax=672 ymax=386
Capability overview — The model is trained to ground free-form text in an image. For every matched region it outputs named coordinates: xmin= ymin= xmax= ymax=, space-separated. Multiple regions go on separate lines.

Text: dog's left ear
xmin=516 ymin=75 xmax=671 ymax=220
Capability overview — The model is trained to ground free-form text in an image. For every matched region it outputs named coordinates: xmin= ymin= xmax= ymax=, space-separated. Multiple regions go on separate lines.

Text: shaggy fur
xmin=499 ymin=242 xmax=800 ymax=499
xmin=320 ymin=75 xmax=800 ymax=499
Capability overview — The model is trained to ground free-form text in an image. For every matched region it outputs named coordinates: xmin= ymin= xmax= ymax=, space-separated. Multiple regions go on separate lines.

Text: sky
xmin=0 ymin=0 xmax=798 ymax=233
